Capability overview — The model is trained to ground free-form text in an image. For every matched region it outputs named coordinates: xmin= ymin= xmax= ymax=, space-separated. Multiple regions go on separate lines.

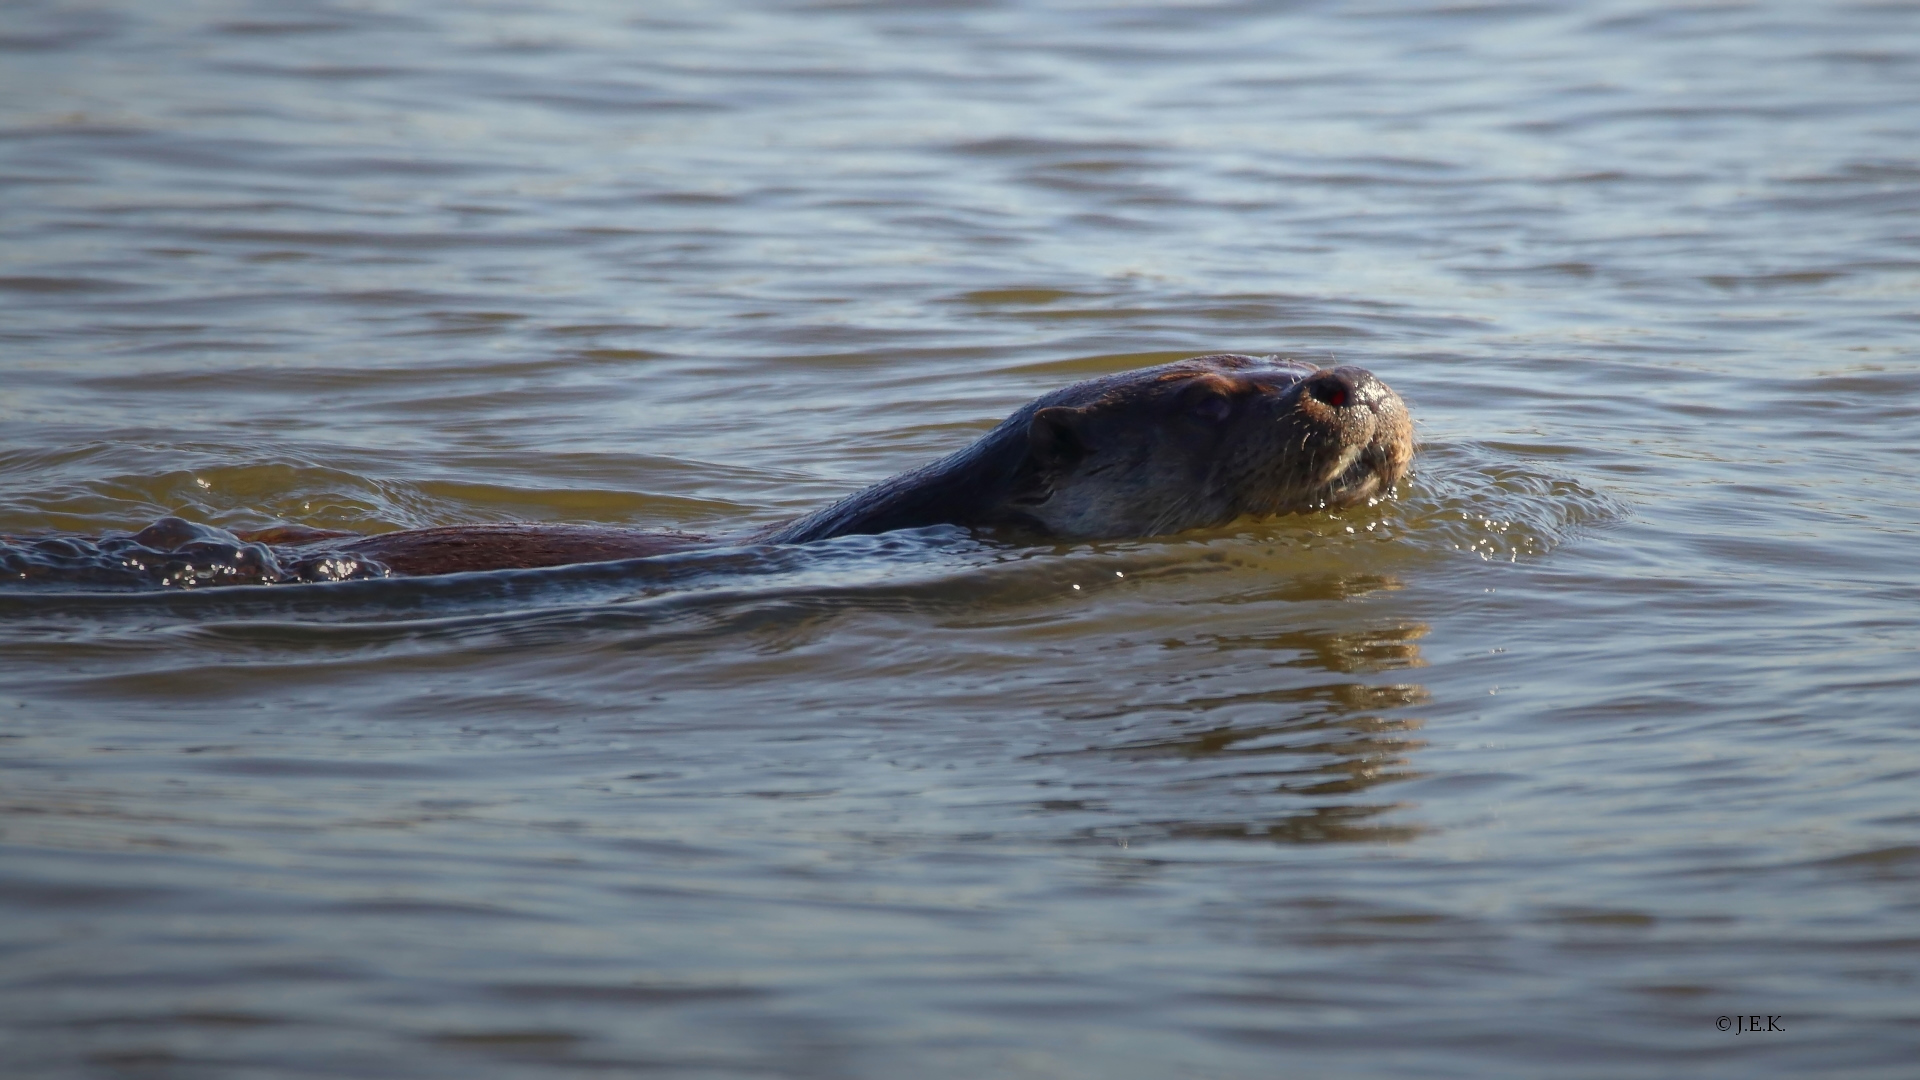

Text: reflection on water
xmin=1095 ymin=613 xmax=1430 ymax=845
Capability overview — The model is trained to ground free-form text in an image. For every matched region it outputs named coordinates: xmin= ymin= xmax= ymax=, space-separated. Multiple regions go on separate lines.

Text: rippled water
xmin=4 ymin=1 xmax=1919 ymax=1076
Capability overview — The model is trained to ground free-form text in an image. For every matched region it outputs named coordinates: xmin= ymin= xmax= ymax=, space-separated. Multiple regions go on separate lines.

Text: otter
xmin=2 ymin=355 xmax=1411 ymax=586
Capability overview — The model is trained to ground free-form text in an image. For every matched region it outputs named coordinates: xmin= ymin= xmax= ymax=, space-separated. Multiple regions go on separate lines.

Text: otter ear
xmin=1028 ymin=406 xmax=1089 ymax=470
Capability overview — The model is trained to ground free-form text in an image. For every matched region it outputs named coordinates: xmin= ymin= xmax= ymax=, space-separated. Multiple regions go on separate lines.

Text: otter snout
xmin=1285 ymin=364 xmax=1413 ymax=506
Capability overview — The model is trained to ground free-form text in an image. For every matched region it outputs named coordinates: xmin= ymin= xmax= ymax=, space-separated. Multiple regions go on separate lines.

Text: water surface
xmin=3 ymin=1 xmax=1919 ymax=1076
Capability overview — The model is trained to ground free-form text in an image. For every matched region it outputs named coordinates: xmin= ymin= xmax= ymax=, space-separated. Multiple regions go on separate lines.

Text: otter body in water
xmin=3 ymin=355 xmax=1411 ymax=585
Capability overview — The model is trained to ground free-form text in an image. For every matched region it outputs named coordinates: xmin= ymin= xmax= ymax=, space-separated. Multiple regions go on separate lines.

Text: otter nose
xmin=1302 ymin=369 xmax=1359 ymax=410
xmin=1301 ymin=366 xmax=1390 ymax=412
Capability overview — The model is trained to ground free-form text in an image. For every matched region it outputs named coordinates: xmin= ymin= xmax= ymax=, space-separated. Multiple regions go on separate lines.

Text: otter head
xmin=1005 ymin=354 xmax=1413 ymax=539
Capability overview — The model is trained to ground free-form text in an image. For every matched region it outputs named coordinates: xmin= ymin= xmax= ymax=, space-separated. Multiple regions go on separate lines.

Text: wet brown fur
xmin=277 ymin=524 xmax=710 ymax=578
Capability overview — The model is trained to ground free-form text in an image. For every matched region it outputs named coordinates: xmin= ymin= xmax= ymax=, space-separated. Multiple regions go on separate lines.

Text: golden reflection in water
xmin=1082 ymin=575 xmax=1429 ymax=845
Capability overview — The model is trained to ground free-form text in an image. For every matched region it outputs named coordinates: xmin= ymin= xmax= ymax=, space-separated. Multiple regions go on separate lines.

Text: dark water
xmin=4 ymin=1 xmax=1919 ymax=1076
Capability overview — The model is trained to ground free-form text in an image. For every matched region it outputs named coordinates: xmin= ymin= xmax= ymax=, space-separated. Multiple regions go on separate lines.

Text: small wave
xmin=1379 ymin=439 xmax=1625 ymax=563
xmin=0 ymin=517 xmax=386 ymax=590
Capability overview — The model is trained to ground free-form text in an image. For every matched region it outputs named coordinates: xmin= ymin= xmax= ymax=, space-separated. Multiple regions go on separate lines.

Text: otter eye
xmin=1190 ymin=392 xmax=1232 ymax=424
